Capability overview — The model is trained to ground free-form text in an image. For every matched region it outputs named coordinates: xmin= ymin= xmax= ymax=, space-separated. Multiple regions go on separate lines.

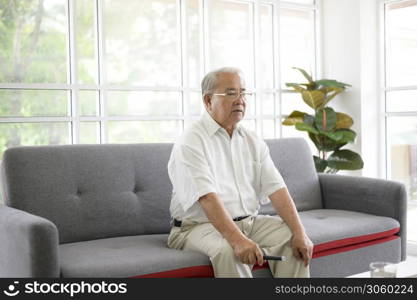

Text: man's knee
xmin=212 ymin=239 xmax=236 ymax=260
xmin=267 ymin=225 xmax=293 ymax=250
xmin=210 ymin=241 xmax=253 ymax=278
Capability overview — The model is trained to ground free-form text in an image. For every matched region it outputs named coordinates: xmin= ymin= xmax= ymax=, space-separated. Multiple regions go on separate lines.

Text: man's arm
xmin=198 ymin=192 xmax=264 ymax=266
xmin=269 ymin=187 xmax=313 ymax=266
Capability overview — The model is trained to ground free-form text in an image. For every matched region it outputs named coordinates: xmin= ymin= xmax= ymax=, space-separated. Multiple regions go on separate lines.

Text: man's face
xmin=204 ymin=72 xmax=246 ymax=129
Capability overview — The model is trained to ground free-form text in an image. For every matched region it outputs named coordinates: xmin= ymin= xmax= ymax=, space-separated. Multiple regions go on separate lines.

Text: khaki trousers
xmin=167 ymin=215 xmax=310 ymax=278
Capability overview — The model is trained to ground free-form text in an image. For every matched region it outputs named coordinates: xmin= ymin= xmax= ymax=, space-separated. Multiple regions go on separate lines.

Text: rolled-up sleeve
xmin=258 ymin=141 xmax=287 ymax=204
xmin=168 ymin=143 xmax=217 ymax=212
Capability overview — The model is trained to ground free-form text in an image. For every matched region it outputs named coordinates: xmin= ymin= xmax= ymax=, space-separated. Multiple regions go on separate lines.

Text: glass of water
xmin=370 ymin=262 xmax=397 ymax=278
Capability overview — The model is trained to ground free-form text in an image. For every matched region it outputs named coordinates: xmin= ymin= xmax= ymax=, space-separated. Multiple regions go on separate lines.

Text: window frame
xmin=0 ymin=0 xmax=319 ymax=145
xmin=381 ymin=0 xmax=417 ymax=254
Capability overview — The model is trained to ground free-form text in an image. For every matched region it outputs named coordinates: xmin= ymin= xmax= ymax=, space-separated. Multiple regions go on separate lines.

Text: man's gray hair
xmin=201 ymin=67 xmax=244 ymax=96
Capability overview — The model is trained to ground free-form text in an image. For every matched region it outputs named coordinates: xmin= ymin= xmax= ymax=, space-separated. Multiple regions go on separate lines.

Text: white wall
xmin=320 ymin=0 xmax=382 ymax=178
xmin=359 ymin=0 xmax=385 ymax=179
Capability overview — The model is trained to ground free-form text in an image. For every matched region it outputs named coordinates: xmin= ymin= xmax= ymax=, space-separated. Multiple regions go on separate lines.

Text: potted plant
xmin=282 ymin=67 xmax=364 ymax=173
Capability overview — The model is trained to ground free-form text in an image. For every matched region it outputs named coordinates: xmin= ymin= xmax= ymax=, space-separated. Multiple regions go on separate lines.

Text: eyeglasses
xmin=211 ymin=91 xmax=253 ymax=101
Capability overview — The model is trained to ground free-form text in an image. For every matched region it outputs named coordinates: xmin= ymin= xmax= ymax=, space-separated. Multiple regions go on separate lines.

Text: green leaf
xmin=319 ymin=129 xmax=355 ymax=143
xmin=315 ymin=107 xmax=337 ymax=132
xmin=303 ymin=114 xmax=315 ymax=126
xmin=308 ymin=132 xmax=322 ymax=150
xmin=282 ymin=111 xmax=307 ymax=126
xmin=313 ymin=155 xmax=327 ymax=173
xmin=334 ymin=129 xmax=356 ymax=143
xmin=327 ymin=150 xmax=364 ymax=170
xmin=295 ymin=122 xmax=319 ymax=135
xmin=322 ymin=88 xmax=344 ymax=107
xmin=301 ymin=90 xmax=325 ymax=109
xmin=293 ymin=67 xmax=314 ymax=83
xmin=315 ymin=79 xmax=351 ymax=89
xmin=285 ymin=83 xmax=306 ymax=93
xmin=336 ymin=112 xmax=354 ymax=129
xmin=308 ymin=132 xmax=347 ymax=152
xmin=321 ymin=131 xmax=345 ymax=141
xmin=305 ymin=83 xmax=317 ymax=90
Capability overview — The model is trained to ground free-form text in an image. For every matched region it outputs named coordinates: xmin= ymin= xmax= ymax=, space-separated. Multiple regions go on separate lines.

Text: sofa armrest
xmin=0 ymin=205 xmax=59 ymax=277
xmin=318 ymin=173 xmax=407 ymax=260
xmin=318 ymin=174 xmax=407 ymax=219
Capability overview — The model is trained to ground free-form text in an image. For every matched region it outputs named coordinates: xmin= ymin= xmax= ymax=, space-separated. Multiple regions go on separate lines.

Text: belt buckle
xmin=234 ymin=215 xmax=249 ymax=222
xmin=173 ymin=218 xmax=182 ymax=227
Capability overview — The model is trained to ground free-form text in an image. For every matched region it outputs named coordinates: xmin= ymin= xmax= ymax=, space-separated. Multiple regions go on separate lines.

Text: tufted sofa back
xmin=1 ymin=138 xmax=322 ymax=244
xmin=1 ymin=144 xmax=173 ymax=244
xmin=261 ymin=138 xmax=323 ymax=214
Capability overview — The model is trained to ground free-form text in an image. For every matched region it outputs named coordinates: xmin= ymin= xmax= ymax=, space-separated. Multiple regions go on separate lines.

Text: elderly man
xmin=167 ymin=67 xmax=313 ymax=278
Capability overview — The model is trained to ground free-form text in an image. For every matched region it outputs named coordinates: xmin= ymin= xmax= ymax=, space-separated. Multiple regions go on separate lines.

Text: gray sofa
xmin=0 ymin=138 xmax=406 ymax=277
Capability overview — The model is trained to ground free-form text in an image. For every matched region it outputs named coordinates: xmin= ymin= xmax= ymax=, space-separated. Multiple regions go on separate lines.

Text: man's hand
xmin=291 ymin=233 xmax=313 ymax=267
xmin=232 ymin=237 xmax=264 ymax=266
xmin=269 ymin=188 xmax=313 ymax=267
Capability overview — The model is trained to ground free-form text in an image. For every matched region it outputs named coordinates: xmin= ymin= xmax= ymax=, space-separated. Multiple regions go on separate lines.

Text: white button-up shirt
xmin=168 ymin=112 xmax=286 ymax=223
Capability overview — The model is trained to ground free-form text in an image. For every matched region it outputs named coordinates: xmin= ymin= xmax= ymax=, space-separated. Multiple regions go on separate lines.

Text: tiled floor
xmin=349 ymin=255 xmax=417 ymax=278
xmin=399 ymin=255 xmax=417 ymax=277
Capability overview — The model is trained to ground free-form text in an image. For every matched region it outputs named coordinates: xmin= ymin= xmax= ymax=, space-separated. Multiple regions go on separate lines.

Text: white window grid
xmin=0 ymin=0 xmax=319 ymax=144
xmin=381 ymin=0 xmax=417 ymax=179
xmin=381 ymin=0 xmax=417 ymax=253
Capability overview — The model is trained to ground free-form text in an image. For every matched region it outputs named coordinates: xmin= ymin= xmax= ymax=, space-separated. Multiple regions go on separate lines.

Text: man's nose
xmin=235 ymin=94 xmax=246 ymax=104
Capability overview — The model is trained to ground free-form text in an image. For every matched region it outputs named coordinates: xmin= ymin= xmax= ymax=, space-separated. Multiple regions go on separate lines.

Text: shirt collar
xmin=201 ymin=111 xmax=245 ymax=137
xmin=236 ymin=124 xmax=245 ymax=137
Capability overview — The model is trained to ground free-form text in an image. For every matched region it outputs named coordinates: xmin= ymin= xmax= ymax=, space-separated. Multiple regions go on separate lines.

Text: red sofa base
xmin=132 ymin=228 xmax=400 ymax=278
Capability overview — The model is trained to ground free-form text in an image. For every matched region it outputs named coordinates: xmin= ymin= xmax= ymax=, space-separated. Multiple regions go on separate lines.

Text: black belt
xmin=233 ymin=215 xmax=251 ymax=222
xmin=173 ymin=215 xmax=250 ymax=227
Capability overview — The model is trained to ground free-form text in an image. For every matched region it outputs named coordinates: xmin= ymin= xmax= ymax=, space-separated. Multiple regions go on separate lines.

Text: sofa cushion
xmin=59 ymin=209 xmax=400 ymax=278
xmin=59 ymin=234 xmax=272 ymax=278
xmin=299 ymin=209 xmax=400 ymax=257
xmin=261 ymin=138 xmax=323 ymax=214
xmin=59 ymin=234 xmax=210 ymax=277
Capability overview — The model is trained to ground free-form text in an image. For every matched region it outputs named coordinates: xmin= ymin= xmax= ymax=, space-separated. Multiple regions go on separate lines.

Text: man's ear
xmin=203 ymin=94 xmax=211 ymax=111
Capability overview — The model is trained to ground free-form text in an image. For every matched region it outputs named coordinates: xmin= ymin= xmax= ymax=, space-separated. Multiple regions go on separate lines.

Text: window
xmin=384 ymin=0 xmax=417 ymax=244
xmin=0 ymin=0 xmax=318 ymax=159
